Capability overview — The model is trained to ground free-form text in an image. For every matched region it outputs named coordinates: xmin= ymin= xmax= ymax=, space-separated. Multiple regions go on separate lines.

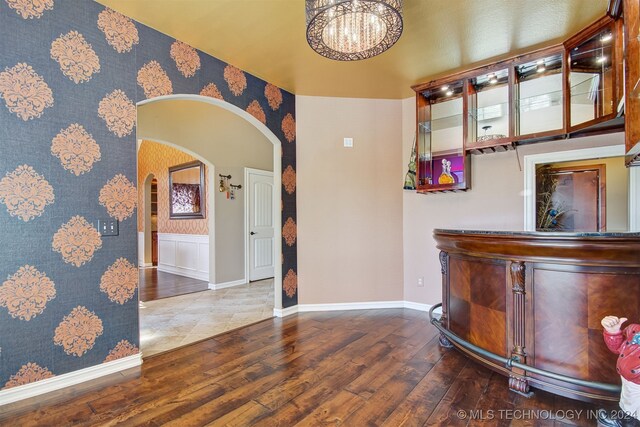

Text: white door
xmin=248 ymin=170 xmax=275 ymax=281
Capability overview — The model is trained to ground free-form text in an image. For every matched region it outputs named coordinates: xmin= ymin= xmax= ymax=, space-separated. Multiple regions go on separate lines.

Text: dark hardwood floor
xmin=139 ymin=268 xmax=209 ymax=302
xmin=1 ymin=309 xmax=616 ymax=426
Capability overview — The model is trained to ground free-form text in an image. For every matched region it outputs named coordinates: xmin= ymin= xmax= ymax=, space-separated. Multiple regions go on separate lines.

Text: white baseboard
xmin=157 ymin=264 xmax=208 ymax=281
xmin=288 ymin=300 xmax=437 ymax=314
xmin=208 ymin=279 xmax=246 ymax=290
xmin=0 ymin=354 xmax=142 ymax=406
xmin=403 ymin=301 xmax=432 ymax=312
xmin=298 ymin=300 xmax=406 ymax=312
xmin=274 ymin=306 xmax=299 ymax=317
xmin=139 ymin=263 xmax=154 ymax=268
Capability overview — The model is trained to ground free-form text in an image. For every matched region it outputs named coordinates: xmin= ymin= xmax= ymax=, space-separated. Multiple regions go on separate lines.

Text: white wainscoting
xmin=157 ymin=233 xmax=209 ymax=281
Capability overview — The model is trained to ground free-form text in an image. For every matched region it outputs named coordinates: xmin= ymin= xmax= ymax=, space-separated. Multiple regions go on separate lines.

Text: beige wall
xmin=138 ymin=100 xmax=273 ymax=170
xmin=402 ymin=94 xmax=626 ymax=305
xmin=297 ymin=95 xmax=404 ymax=304
xmin=138 ymin=99 xmax=273 ymax=284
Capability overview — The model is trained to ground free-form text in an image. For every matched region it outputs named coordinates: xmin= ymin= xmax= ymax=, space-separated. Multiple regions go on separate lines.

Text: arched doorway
xmin=136 ymin=95 xmax=282 ymax=355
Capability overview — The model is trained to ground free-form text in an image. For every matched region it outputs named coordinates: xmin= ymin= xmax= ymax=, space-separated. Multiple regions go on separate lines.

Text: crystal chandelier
xmin=306 ymin=0 xmax=404 ymax=61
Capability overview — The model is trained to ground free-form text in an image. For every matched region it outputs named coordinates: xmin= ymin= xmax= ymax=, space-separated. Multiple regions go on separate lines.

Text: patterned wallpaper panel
xmin=137 ymin=140 xmax=209 ymax=235
xmin=0 ymin=0 xmax=297 ymax=392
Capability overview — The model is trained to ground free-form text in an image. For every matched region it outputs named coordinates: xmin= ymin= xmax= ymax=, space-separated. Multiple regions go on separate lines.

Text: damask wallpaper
xmin=0 ymin=0 xmax=297 ymax=392
xmin=137 ymin=140 xmax=209 ymax=235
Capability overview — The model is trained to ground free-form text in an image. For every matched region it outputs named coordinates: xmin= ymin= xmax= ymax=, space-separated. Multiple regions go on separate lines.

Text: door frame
xmin=524 ymin=144 xmax=640 ymax=231
xmin=244 ymin=168 xmax=275 ymax=283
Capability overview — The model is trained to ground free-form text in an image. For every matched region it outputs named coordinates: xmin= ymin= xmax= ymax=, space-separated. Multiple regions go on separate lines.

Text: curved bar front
xmin=433 ymin=229 xmax=640 ymax=402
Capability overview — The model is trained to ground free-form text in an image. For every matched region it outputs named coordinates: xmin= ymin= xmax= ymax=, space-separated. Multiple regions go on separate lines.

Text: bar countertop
xmin=434 ymin=229 xmax=640 ymax=238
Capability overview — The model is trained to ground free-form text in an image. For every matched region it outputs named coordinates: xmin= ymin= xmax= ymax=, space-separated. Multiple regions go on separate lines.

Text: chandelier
xmin=306 ymin=0 xmax=404 ymax=61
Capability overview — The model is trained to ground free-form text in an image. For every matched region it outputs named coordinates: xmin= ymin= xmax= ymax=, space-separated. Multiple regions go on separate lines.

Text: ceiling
xmin=96 ymin=0 xmax=609 ymax=99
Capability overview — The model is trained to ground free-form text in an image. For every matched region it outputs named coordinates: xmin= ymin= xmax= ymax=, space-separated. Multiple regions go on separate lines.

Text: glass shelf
xmin=418 ymin=114 xmax=463 ymax=132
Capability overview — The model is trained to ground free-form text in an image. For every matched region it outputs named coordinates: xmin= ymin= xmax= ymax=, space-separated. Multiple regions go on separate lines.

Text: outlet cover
xmin=417 ymin=277 xmax=424 ymax=287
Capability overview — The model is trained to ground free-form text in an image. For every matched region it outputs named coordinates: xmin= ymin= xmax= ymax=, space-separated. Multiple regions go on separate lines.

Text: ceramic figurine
xmin=597 ymin=316 xmax=640 ymax=427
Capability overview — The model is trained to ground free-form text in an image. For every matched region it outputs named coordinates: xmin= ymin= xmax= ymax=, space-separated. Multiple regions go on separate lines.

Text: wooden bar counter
xmin=433 ymin=229 xmax=640 ymax=402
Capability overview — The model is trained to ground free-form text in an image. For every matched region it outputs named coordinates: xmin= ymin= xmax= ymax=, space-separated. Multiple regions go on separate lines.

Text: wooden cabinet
xmin=415 ymin=79 xmax=470 ymax=192
xmin=624 ymin=0 xmax=640 ymax=165
xmin=151 ymin=231 xmax=158 ymax=266
xmin=434 ymin=229 xmax=640 ymax=402
xmin=412 ymin=15 xmax=629 ymax=193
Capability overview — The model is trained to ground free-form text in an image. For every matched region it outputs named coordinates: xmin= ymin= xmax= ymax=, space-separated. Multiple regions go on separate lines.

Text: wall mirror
xmin=169 ymin=160 xmax=206 ymax=219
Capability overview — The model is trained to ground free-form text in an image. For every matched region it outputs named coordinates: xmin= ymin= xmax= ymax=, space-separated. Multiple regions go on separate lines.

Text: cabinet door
xmin=624 ymin=0 xmax=640 ymax=164
xmin=416 ymin=80 xmax=470 ymax=192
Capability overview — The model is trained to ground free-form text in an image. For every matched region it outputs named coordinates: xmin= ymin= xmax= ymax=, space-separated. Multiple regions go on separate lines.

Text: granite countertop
xmin=434 ymin=229 xmax=640 ymax=238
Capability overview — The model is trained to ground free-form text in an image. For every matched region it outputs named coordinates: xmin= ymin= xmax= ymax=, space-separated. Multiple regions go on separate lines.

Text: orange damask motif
xmin=223 ymin=65 xmax=247 ymax=96
xmin=246 ymin=100 xmax=266 ymax=124
xmin=97 ymin=8 xmax=139 ymax=53
xmin=281 ymin=113 xmax=296 ymax=143
xmin=264 ymin=83 xmax=283 ymax=111
xmin=0 ymin=165 xmax=54 ymax=222
xmin=200 ymin=83 xmax=223 ymax=100
xmin=52 ymin=216 xmax=102 ymax=267
xmin=5 ymin=0 xmax=53 ymax=19
xmin=170 ymin=41 xmax=200 ymax=78
xmin=0 ymin=265 xmax=56 ymax=321
xmin=104 ymin=340 xmax=139 ymax=362
xmin=98 ymin=89 xmax=136 ymax=138
xmin=137 ymin=61 xmax=173 ymax=99
xmin=282 ymin=165 xmax=296 ymax=195
xmin=282 ymin=217 xmax=297 ymax=247
xmin=3 ymin=363 xmax=54 ymax=389
xmin=99 ymin=174 xmax=137 ymax=221
xmin=283 ymin=269 xmax=297 ymax=298
xmin=0 ymin=63 xmax=53 ymax=121
xmin=53 ymin=306 xmax=103 ymax=357
xmin=51 ymin=124 xmax=101 ymax=176
xmin=100 ymin=258 xmax=137 ymax=305
xmin=50 ymin=31 xmax=100 ymax=84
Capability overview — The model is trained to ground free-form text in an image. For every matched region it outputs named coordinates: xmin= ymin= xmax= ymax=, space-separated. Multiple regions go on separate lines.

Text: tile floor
xmin=139 ymin=279 xmax=274 ymax=357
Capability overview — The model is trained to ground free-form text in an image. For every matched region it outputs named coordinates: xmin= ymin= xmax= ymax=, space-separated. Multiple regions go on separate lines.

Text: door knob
xmin=250 ymin=231 xmax=256 ymax=235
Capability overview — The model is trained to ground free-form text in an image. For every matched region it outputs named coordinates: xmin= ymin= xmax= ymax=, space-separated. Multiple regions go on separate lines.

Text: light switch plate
xmin=343 ymin=137 xmax=353 ymax=148
xmin=97 ymin=219 xmax=119 ymax=236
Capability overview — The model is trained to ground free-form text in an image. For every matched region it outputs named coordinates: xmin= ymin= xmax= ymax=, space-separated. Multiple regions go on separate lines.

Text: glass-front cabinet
xmin=416 ymin=80 xmax=469 ymax=192
xmin=514 ymin=52 xmax=564 ymax=138
xmin=567 ymin=21 xmax=619 ymax=132
xmin=412 ymin=15 xmax=630 ymax=193
xmin=467 ymin=68 xmax=510 ymax=147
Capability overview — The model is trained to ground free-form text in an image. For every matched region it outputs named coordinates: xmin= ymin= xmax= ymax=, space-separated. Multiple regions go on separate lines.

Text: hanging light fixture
xmin=306 ymin=0 xmax=404 ymax=61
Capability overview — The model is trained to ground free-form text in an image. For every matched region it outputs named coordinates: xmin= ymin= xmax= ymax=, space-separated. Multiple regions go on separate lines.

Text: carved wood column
xmin=438 ymin=251 xmax=453 ymax=348
xmin=508 ymin=260 xmax=531 ymax=396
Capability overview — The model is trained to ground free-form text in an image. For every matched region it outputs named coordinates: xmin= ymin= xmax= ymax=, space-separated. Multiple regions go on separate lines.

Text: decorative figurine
xmin=597 ymin=316 xmax=640 ymax=427
xmin=438 ymin=158 xmax=455 ymax=185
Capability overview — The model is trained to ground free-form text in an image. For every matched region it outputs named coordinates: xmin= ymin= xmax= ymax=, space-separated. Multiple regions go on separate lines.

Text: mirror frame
xmin=168 ymin=160 xmax=206 ymax=220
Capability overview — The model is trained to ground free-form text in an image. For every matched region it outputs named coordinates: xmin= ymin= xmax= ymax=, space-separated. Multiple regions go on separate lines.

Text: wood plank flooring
xmin=139 ymin=268 xmax=209 ymax=302
xmin=1 ymin=309 xmax=616 ymax=426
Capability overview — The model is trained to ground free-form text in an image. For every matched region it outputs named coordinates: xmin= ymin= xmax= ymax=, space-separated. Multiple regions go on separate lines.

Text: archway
xmin=136 ymin=95 xmax=282 ymax=352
